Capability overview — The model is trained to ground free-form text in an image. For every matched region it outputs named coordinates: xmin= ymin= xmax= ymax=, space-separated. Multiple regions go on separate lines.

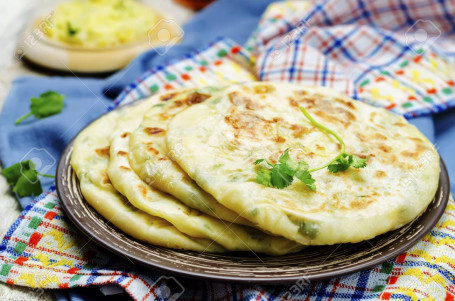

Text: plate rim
xmin=56 ymin=122 xmax=450 ymax=284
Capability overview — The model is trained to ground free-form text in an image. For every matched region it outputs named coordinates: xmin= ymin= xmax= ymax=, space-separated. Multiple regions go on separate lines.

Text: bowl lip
xmin=56 ymin=101 xmax=451 ymax=284
xmin=24 ymin=5 xmax=172 ymax=53
xmin=25 ymin=22 xmax=151 ymax=52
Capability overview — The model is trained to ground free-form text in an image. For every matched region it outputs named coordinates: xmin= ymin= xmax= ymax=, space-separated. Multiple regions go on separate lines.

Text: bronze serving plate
xmin=56 ymin=137 xmax=450 ymax=284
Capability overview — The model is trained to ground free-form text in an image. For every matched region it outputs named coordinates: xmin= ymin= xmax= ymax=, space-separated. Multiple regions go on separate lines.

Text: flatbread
xmin=107 ymin=95 xmax=303 ymax=255
xmin=71 ymin=99 xmax=225 ymax=253
xmin=167 ymin=82 xmax=440 ymax=245
xmin=129 ymin=87 xmax=252 ymax=226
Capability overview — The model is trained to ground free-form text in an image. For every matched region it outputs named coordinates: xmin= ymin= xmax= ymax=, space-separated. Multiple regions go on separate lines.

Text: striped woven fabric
xmin=1 ymin=0 xmax=455 ymax=300
xmin=0 ymin=186 xmax=454 ymax=300
xmin=246 ymin=0 xmax=455 ymax=118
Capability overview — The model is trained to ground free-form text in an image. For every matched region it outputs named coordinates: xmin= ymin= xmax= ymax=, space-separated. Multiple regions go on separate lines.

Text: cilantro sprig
xmin=67 ymin=22 xmax=79 ymax=36
xmin=254 ymin=106 xmax=367 ymax=191
xmin=1 ymin=160 xmax=54 ymax=197
xmin=255 ymin=149 xmax=316 ymax=190
xmin=15 ymin=91 xmax=65 ymax=125
xmin=299 ymin=107 xmax=367 ymax=173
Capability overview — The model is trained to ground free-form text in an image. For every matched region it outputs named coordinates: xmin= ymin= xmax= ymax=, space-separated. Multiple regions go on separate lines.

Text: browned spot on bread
xmin=415 ymin=144 xmax=427 ymax=154
xmin=185 ymin=92 xmax=211 ymax=105
xmin=288 ymin=97 xmax=299 ymax=108
xmin=95 ymin=146 xmax=110 ymax=157
xmin=374 ymin=133 xmax=387 ymax=140
xmin=147 ymin=146 xmax=160 ymax=155
xmin=295 ymin=90 xmax=308 ymax=96
xmin=314 ymin=109 xmax=355 ymax=128
xmin=378 ymin=145 xmax=392 ymax=153
xmin=315 ymin=144 xmax=325 ymax=151
xmin=275 ymin=136 xmax=286 ymax=143
xmin=400 ymin=150 xmax=418 ymax=159
xmin=374 ymin=153 xmax=397 ymax=165
xmin=119 ymin=166 xmax=131 ymax=171
xmin=117 ymin=151 xmax=128 ymax=156
xmin=353 ymin=153 xmax=368 ymax=159
xmin=297 ymin=97 xmax=316 ymax=108
xmin=172 ymin=100 xmax=184 ymax=107
xmin=120 ymin=132 xmax=130 ymax=138
xmin=102 ymin=171 xmax=111 ymax=184
xmin=138 ymin=184 xmax=147 ymax=197
xmin=159 ymin=113 xmax=170 ymax=120
xmin=355 ymin=132 xmax=367 ymax=142
xmin=160 ymin=92 xmax=177 ymax=101
xmin=272 ymin=117 xmax=283 ymax=123
xmin=268 ymin=152 xmax=281 ymax=164
xmin=144 ymin=127 xmax=166 ymax=136
xmin=408 ymin=137 xmax=423 ymax=143
xmin=158 ymin=157 xmax=168 ymax=161
xmin=224 ymin=113 xmax=262 ymax=130
xmin=290 ymin=124 xmax=311 ymax=138
xmin=393 ymin=122 xmax=406 ymax=127
xmin=301 ymin=96 xmax=358 ymax=126
xmin=240 ymin=86 xmax=252 ymax=93
xmin=224 ymin=108 xmax=308 ymax=143
xmin=375 ymin=170 xmax=387 ymax=178
xmin=332 ymin=194 xmax=340 ymax=209
xmin=228 ymin=92 xmax=263 ymax=110
xmin=349 ymin=199 xmax=373 ymax=209
xmin=339 ymin=108 xmax=356 ymax=122
xmin=336 ymin=98 xmax=356 ymax=110
xmin=253 ymin=84 xmax=275 ymax=94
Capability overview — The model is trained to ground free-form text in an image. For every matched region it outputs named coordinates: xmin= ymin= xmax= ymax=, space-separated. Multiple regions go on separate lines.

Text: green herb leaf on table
xmin=1 ymin=160 xmax=54 ymax=197
xmin=254 ymin=107 xmax=368 ymax=191
xmin=15 ymin=91 xmax=65 ymax=125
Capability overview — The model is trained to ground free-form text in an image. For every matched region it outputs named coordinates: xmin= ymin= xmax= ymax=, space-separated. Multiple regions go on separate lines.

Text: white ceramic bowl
xmin=19 ymin=15 xmax=183 ymax=73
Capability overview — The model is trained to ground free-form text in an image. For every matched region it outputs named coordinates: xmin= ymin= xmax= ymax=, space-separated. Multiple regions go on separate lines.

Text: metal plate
xmin=56 ymin=139 xmax=450 ymax=284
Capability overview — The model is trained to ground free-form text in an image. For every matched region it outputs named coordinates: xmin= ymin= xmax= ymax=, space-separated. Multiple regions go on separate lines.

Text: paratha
xmin=107 ymin=99 xmax=303 ymax=255
xmin=71 ymin=99 xmax=225 ymax=253
xmin=129 ymin=87 xmax=252 ymax=226
xmin=167 ymin=82 xmax=440 ymax=245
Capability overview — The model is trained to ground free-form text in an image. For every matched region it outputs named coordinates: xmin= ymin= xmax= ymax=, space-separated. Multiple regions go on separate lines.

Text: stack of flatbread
xmin=71 ymin=82 xmax=439 ymax=255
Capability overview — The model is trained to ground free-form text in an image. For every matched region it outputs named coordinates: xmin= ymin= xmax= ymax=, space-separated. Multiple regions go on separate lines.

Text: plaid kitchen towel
xmin=246 ymin=0 xmax=455 ymax=118
xmin=1 ymin=0 xmax=455 ymax=300
xmin=1 ymin=186 xmax=454 ymax=300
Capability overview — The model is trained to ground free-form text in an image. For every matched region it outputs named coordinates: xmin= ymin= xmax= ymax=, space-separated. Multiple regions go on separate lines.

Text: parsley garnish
xmin=255 ymin=149 xmax=315 ymax=190
xmin=67 ymin=22 xmax=79 ymax=36
xmin=1 ymin=160 xmax=54 ymax=197
xmin=255 ymin=106 xmax=367 ymax=191
xmin=299 ymin=107 xmax=368 ymax=173
xmin=15 ymin=91 xmax=65 ymax=125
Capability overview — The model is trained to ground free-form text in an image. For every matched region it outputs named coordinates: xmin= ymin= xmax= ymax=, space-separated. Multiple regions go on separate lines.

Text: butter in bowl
xmin=19 ymin=0 xmax=184 ymax=73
